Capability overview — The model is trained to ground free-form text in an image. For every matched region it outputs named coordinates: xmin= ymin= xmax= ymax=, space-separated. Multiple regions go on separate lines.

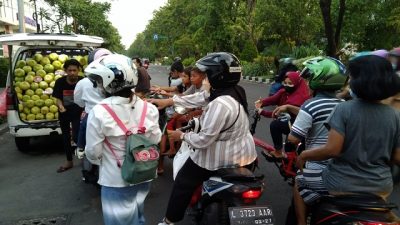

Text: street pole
xmin=17 ymin=0 xmax=26 ymax=33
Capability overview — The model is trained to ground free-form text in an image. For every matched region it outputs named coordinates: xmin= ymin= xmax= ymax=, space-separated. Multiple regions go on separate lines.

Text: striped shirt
xmin=173 ymin=92 xmax=257 ymax=170
xmin=290 ymin=94 xmax=343 ymax=168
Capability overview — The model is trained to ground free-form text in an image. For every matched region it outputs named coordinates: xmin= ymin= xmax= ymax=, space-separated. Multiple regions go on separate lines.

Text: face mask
xmin=284 ymin=85 xmax=295 ymax=93
xmin=349 ymin=88 xmax=357 ymax=99
xmin=392 ymin=63 xmax=397 ymax=70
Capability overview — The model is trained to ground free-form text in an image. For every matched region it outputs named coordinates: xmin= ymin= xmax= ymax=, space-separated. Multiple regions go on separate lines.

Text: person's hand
xmin=201 ymin=78 xmax=211 ymax=93
xmin=159 ymin=90 xmax=169 ymax=96
xmin=255 ymin=99 xmax=263 ymax=109
xmin=59 ymin=105 xmax=66 ymax=113
xmin=150 ymin=85 xmax=160 ymax=92
xmin=256 ymin=108 xmax=263 ymax=114
xmin=167 ymin=129 xmax=184 ymax=142
xmin=296 ymin=153 xmax=306 ymax=172
xmin=148 ymin=98 xmax=174 ymax=110
xmin=272 ymin=105 xmax=288 ymax=118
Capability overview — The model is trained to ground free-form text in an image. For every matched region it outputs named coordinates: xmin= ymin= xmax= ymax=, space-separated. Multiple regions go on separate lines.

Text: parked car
xmin=1 ymin=33 xmax=103 ymax=151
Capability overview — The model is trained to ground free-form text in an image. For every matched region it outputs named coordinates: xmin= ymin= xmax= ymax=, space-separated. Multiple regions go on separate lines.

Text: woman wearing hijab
xmin=255 ymin=71 xmax=310 ymax=159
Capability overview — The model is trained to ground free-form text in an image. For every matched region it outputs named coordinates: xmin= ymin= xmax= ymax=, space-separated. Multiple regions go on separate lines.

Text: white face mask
xmin=392 ymin=63 xmax=397 ymax=70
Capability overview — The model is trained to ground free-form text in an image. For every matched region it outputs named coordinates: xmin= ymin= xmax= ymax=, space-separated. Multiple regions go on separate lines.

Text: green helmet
xmin=300 ymin=56 xmax=347 ymax=91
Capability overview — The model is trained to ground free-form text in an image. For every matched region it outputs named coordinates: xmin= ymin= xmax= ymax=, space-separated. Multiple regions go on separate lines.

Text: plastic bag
xmin=0 ymin=88 xmax=8 ymax=117
xmin=173 ymin=141 xmax=193 ymax=180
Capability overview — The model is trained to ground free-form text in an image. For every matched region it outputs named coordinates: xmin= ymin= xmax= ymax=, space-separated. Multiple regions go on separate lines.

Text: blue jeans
xmin=77 ymin=113 xmax=88 ymax=149
xmin=101 ymin=182 xmax=151 ymax=225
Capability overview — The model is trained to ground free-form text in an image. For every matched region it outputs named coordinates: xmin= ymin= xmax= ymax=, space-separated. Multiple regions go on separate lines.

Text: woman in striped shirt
xmin=154 ymin=52 xmax=257 ymax=225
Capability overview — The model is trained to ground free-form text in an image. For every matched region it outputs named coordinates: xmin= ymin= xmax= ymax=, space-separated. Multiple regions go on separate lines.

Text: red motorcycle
xmin=250 ymin=110 xmax=300 ymax=185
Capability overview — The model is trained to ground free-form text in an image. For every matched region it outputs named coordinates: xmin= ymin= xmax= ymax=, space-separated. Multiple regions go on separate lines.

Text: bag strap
xmin=220 ymin=102 xmax=240 ymax=133
xmin=104 ymin=138 xmax=122 ymax=168
xmin=101 ymin=104 xmax=132 ymax=136
xmin=100 ymin=102 xmax=148 ymax=168
xmin=137 ymin=101 xmax=147 ymax=134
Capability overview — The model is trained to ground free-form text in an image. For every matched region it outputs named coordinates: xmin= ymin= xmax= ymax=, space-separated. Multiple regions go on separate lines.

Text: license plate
xmin=229 ymin=205 xmax=274 ymax=225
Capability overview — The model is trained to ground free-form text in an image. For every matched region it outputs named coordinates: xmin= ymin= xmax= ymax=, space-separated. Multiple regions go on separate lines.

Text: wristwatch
xmin=180 ymin=133 xmax=185 ymax=141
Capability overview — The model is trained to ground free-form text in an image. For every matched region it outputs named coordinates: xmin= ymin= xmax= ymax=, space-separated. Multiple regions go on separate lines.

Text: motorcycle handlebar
xmin=178 ymin=120 xmax=196 ymax=132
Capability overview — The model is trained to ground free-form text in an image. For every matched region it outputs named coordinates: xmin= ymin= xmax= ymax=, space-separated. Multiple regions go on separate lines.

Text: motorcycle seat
xmin=322 ymin=194 xmax=398 ymax=210
xmin=216 ymin=168 xmax=258 ymax=182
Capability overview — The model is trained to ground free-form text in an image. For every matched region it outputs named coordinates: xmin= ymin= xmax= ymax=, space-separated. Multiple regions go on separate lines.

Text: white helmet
xmin=85 ymin=54 xmax=138 ymax=95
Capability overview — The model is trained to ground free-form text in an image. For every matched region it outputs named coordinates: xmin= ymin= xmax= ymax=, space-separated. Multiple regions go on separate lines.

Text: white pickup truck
xmin=1 ymin=33 xmax=103 ymax=151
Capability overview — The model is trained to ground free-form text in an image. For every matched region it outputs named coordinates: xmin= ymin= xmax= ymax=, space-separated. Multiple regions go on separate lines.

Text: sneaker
xmin=158 ymin=218 xmax=174 ymax=225
xmin=75 ymin=147 xmax=85 ymax=159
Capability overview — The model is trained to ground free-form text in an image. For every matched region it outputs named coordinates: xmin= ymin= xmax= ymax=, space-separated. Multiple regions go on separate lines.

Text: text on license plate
xmin=229 ymin=206 xmax=274 ymax=225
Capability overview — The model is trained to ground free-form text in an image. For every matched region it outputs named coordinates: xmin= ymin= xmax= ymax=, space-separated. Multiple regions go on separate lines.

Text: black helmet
xmin=195 ymin=52 xmax=241 ymax=89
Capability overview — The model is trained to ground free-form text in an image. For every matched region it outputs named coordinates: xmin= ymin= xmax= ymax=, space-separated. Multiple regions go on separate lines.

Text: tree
xmin=41 ymin=0 xmax=124 ymax=52
xmin=319 ymin=0 xmax=346 ymax=57
xmin=128 ymin=0 xmax=400 ymax=62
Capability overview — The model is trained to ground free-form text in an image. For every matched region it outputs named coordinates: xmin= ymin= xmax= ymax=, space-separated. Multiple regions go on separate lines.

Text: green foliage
xmin=291 ymin=44 xmax=322 ymax=59
xmin=262 ymin=41 xmax=294 ymax=58
xmin=182 ymin=57 xmax=196 ymax=67
xmin=128 ymin=0 xmax=400 ymax=63
xmin=240 ymin=41 xmax=258 ymax=62
xmin=161 ymin=58 xmax=174 ymax=66
xmin=41 ymin=0 xmax=124 ymax=52
xmin=242 ymin=56 xmax=274 ymax=78
xmin=0 ymin=58 xmax=9 ymax=87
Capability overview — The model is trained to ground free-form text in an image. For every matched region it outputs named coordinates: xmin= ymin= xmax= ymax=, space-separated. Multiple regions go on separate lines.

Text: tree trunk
xmin=320 ymin=0 xmax=346 ymax=58
xmin=319 ymin=0 xmax=336 ymax=57
xmin=334 ymin=0 xmax=346 ymax=48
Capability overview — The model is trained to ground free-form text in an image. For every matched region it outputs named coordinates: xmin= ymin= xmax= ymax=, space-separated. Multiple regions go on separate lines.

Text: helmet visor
xmin=300 ymin=68 xmax=312 ymax=79
xmin=195 ymin=63 xmax=208 ymax=73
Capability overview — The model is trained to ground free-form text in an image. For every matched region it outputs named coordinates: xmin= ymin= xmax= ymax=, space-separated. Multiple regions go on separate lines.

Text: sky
xmin=106 ymin=0 xmax=168 ymax=49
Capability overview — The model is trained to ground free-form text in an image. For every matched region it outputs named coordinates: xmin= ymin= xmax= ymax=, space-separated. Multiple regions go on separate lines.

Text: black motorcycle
xmin=178 ymin=121 xmax=271 ymax=225
xmin=308 ymin=194 xmax=400 ymax=225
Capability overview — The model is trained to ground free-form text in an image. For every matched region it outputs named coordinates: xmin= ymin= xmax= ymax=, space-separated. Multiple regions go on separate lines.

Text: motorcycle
xmin=177 ymin=120 xmax=271 ymax=225
xmin=250 ymin=110 xmax=299 ymax=185
xmin=309 ymin=194 xmax=400 ymax=225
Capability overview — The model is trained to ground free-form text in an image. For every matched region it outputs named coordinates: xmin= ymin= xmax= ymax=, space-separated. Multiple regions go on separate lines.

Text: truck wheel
xmin=15 ymin=137 xmax=30 ymax=152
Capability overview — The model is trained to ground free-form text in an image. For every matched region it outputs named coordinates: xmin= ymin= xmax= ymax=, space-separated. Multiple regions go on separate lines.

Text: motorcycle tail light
xmin=353 ymin=222 xmax=400 ymax=225
xmin=242 ymin=190 xmax=262 ymax=199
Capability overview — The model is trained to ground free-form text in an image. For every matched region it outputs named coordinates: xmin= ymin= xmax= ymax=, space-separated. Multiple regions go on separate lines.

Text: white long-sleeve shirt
xmin=85 ymin=96 xmax=162 ymax=187
xmin=174 ymin=93 xmax=257 ymax=170
xmin=172 ymin=90 xmax=210 ymax=108
xmin=73 ymin=77 xmax=105 ymax=113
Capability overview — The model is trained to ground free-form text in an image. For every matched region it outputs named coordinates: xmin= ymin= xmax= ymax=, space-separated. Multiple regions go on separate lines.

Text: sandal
xmin=56 ymin=166 xmax=73 ymax=173
xmin=261 ymin=150 xmax=286 ymax=162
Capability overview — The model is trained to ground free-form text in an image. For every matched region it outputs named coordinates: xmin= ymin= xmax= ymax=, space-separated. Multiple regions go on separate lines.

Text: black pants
xmin=59 ymin=111 xmax=80 ymax=161
xmin=165 ymin=158 xmax=257 ymax=222
xmin=270 ymin=119 xmax=291 ymax=150
xmin=165 ymin=158 xmax=215 ymax=222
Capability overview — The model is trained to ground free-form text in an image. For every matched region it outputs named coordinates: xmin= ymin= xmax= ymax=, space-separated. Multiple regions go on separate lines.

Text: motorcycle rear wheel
xmin=197 ymin=201 xmax=229 ymax=225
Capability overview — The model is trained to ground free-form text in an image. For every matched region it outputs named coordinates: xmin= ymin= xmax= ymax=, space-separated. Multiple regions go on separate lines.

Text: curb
xmin=243 ymin=76 xmax=271 ymax=84
xmin=0 ymin=122 xmax=8 ymax=135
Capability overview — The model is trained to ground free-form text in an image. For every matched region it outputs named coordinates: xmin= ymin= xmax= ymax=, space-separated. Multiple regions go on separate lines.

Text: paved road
xmin=0 ymin=65 xmax=398 ymax=225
